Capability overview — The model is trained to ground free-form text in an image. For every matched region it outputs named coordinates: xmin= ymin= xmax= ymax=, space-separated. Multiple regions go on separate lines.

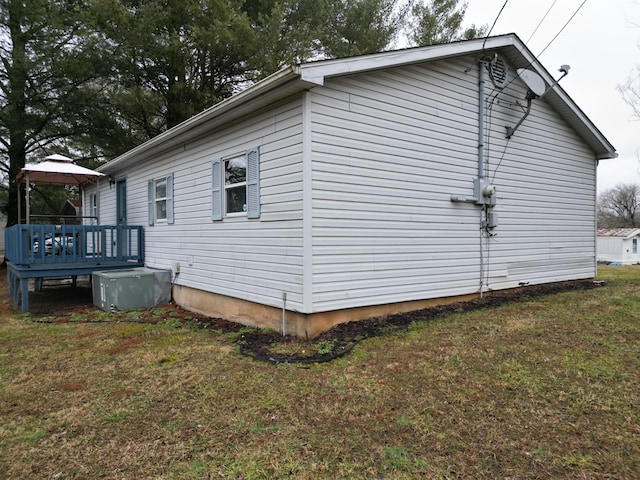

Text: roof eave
xmin=99 ymin=66 xmax=311 ymax=174
xmin=100 ymin=33 xmax=616 ymax=172
xmin=476 ymin=37 xmax=616 ymax=160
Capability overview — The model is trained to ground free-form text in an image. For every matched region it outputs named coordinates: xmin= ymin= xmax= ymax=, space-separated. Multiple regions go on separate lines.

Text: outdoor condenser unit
xmin=92 ymin=267 xmax=171 ymax=312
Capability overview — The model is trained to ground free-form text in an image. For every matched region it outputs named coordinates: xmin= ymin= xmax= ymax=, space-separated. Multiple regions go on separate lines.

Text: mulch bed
xmin=2 ymin=269 xmax=601 ymax=364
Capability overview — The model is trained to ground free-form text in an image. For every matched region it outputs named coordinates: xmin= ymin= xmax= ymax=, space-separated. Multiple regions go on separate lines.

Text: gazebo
xmin=16 ymin=154 xmax=104 ymax=224
xmin=5 ymin=155 xmax=144 ymax=313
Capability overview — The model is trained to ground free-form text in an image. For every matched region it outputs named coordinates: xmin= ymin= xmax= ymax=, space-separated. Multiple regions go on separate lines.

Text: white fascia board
xmin=503 ymin=39 xmax=616 ymax=160
xmin=99 ymin=66 xmax=304 ymax=173
xmin=300 ymin=34 xmax=615 ymax=160
xmin=100 ymin=33 xmax=615 ymax=172
xmin=299 ymin=34 xmax=518 ymax=86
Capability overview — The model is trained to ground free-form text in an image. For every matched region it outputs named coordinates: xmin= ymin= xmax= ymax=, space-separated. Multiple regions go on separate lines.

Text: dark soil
xmin=2 ymin=272 xmax=602 ymax=364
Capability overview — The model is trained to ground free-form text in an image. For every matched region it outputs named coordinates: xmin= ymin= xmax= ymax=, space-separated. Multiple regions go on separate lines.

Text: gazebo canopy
xmin=16 ymin=154 xmax=105 ymax=224
xmin=17 ymin=154 xmax=104 ymax=186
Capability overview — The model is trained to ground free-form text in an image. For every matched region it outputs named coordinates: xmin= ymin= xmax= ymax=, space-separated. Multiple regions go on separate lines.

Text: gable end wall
xmin=308 ymin=55 xmax=598 ymax=312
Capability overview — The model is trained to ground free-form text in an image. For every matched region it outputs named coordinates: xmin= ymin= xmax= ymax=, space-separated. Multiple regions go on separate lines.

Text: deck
xmin=5 ymin=224 xmax=144 ymax=312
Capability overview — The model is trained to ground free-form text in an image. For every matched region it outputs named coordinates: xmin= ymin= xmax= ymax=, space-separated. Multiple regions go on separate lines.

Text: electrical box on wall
xmin=487 ymin=210 xmax=498 ymax=229
xmin=473 ymin=178 xmax=497 ymax=206
xmin=92 ymin=267 xmax=171 ymax=312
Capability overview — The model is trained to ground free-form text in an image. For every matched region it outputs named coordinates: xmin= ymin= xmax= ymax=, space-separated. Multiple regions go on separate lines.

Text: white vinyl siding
xmin=308 ymin=57 xmax=598 ymax=311
xmin=84 ymin=182 xmax=114 ymax=226
xmin=104 ymin=99 xmax=305 ymax=311
xmin=95 ymin=50 xmax=603 ymax=317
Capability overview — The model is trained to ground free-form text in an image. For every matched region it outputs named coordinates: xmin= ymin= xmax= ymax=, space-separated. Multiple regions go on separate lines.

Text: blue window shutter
xmin=246 ymin=147 xmax=260 ymax=219
xmin=166 ymin=173 xmax=174 ymax=224
xmin=211 ymin=158 xmax=223 ymax=221
xmin=147 ymin=180 xmax=154 ymax=226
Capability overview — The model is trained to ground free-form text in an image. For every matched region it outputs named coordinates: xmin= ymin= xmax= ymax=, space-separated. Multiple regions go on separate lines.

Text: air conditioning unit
xmin=92 ymin=267 xmax=171 ymax=312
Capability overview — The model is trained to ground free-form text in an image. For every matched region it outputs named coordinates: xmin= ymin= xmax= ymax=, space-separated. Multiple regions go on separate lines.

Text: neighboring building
xmin=597 ymin=228 xmax=640 ymax=265
xmin=86 ymin=34 xmax=616 ymax=338
xmin=62 ymin=199 xmax=82 ymax=223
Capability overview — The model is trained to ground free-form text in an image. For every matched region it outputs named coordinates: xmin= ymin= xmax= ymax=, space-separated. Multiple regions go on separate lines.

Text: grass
xmin=0 ymin=265 xmax=639 ymax=478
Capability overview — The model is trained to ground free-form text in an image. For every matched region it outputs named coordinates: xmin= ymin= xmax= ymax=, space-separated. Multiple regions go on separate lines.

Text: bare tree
xmin=597 ymin=183 xmax=640 ymax=228
xmin=618 ymin=70 xmax=640 ymax=120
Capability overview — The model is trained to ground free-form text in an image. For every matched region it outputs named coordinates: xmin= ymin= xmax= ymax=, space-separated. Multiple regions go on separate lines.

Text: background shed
xmin=597 ymin=228 xmax=640 ymax=265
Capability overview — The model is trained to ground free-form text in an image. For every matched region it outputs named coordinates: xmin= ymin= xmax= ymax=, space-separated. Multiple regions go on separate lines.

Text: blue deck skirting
xmin=5 ymin=224 xmax=145 ymax=313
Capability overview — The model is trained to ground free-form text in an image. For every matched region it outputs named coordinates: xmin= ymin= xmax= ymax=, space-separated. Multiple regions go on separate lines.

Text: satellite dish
xmin=506 ymin=65 xmax=570 ymax=139
xmin=517 ymin=68 xmax=546 ymax=97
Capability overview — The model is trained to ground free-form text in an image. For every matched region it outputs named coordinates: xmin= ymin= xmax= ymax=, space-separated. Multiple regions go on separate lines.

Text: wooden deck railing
xmin=5 ymin=224 xmax=144 ymax=266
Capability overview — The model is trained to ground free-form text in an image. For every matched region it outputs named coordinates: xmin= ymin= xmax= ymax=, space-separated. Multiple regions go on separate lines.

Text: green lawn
xmin=0 ymin=266 xmax=638 ymax=479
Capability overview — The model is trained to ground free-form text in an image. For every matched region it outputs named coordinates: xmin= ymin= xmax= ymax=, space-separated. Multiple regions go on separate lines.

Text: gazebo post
xmin=25 ymin=172 xmax=30 ymax=225
xmin=17 ymin=181 xmax=21 ymax=224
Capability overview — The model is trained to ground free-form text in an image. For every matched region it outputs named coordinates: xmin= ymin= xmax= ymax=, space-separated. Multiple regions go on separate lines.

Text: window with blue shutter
xmin=88 ymin=192 xmax=99 ymax=225
xmin=246 ymin=147 xmax=260 ymax=219
xmin=166 ymin=173 xmax=174 ymax=224
xmin=213 ymin=146 xmax=260 ymax=220
xmin=212 ymin=158 xmax=223 ymax=221
xmin=147 ymin=180 xmax=154 ymax=226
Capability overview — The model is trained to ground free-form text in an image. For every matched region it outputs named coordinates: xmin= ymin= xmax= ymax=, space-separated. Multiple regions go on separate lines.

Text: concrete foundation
xmin=172 ymin=284 xmax=480 ymax=339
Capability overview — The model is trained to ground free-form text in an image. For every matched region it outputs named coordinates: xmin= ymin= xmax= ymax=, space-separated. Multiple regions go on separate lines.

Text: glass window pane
xmin=155 ymin=179 xmax=166 ymax=198
xmin=226 ymin=186 xmax=246 ymax=213
xmin=225 ymin=157 xmax=246 ymax=185
xmin=156 ymin=199 xmax=167 ymax=220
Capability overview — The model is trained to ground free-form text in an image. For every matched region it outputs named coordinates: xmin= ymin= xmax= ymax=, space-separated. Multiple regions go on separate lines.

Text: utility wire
xmin=484 ymin=0 xmax=589 ymax=99
xmin=482 ymin=0 xmax=511 ymax=49
xmin=537 ymin=0 xmax=588 ymax=58
xmin=527 ymin=0 xmax=558 ymax=43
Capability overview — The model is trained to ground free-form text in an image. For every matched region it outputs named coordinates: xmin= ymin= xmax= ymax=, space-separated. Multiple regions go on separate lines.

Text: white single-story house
xmin=86 ymin=34 xmax=616 ymax=337
xmin=597 ymin=228 xmax=640 ymax=265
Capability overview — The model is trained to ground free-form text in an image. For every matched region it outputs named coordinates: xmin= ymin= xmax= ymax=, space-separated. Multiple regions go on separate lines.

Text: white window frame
xmin=154 ymin=177 xmax=168 ymax=222
xmin=88 ymin=192 xmax=98 ymax=225
xmin=212 ymin=147 xmax=260 ymax=221
xmin=224 ymin=154 xmax=247 ymax=216
xmin=148 ymin=173 xmax=174 ymax=226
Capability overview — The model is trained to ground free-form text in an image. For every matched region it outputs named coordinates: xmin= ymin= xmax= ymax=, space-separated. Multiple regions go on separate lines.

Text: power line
xmin=483 ymin=0 xmax=589 ymax=185
xmin=483 ymin=0 xmax=589 ymax=104
xmin=482 ymin=0 xmax=511 ymax=49
xmin=537 ymin=0 xmax=589 ymax=58
xmin=527 ymin=0 xmax=558 ymax=43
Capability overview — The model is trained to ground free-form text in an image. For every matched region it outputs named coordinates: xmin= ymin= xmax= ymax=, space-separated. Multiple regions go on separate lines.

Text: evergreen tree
xmin=319 ymin=0 xmax=406 ymax=58
xmin=411 ymin=0 xmax=486 ymax=46
xmin=0 ymin=0 xmax=484 ymax=226
xmin=0 ymin=0 xmax=114 ymax=226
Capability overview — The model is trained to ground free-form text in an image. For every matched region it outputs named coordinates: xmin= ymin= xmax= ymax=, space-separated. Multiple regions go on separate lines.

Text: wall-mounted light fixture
xmin=108 ymin=175 xmax=115 ymax=189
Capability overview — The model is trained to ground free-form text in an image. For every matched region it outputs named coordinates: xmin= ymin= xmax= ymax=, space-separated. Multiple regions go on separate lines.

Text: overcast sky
xmin=462 ymin=0 xmax=640 ymax=193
